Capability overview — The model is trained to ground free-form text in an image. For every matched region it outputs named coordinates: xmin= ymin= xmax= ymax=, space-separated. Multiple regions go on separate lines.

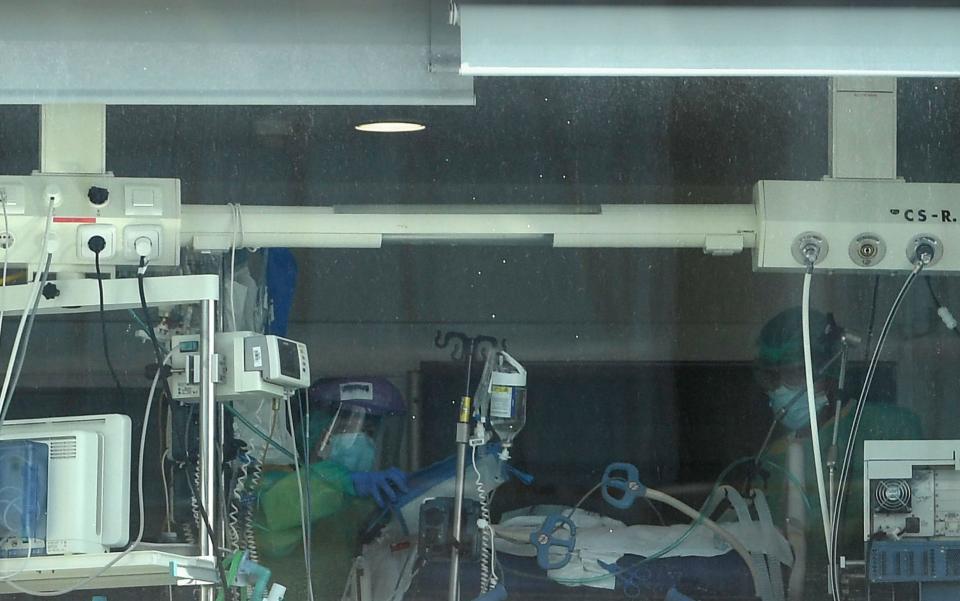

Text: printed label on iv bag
xmin=490 ymin=385 xmax=516 ymax=418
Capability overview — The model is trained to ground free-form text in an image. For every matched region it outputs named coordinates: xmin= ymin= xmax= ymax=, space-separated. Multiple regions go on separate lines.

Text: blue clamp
xmin=504 ymin=463 xmax=534 ymax=486
xmin=602 ymin=463 xmax=646 ymax=510
xmin=530 ymin=513 xmax=577 ymax=570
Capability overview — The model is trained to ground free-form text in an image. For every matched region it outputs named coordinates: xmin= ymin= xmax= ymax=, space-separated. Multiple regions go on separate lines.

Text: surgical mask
xmin=327 ymin=432 xmax=376 ymax=472
xmin=768 ymin=386 xmax=829 ymax=431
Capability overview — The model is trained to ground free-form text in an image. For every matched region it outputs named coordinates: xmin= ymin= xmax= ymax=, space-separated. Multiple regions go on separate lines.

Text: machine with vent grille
xmin=0 ymin=414 xmax=131 ymax=556
xmin=864 ymin=440 xmax=960 ymax=600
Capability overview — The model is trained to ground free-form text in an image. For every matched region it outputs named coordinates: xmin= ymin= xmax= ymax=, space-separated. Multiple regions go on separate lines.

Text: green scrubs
xmin=257 ymin=460 xmax=376 ymax=600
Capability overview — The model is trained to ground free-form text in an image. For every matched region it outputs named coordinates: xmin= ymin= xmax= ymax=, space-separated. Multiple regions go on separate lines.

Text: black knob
xmin=87 ymin=186 xmax=109 ymax=206
xmin=41 ymin=283 xmax=60 ymax=300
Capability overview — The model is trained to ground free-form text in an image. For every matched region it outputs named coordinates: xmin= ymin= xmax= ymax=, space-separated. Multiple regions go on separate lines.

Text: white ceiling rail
xmin=457 ymin=4 xmax=960 ymax=77
xmin=0 ymin=0 xmax=473 ymax=105
xmin=180 ymin=203 xmax=758 ymax=254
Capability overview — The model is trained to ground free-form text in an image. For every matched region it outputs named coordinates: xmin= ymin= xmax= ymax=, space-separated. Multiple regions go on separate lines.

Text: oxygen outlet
xmin=791 ymin=232 xmax=828 ymax=266
xmin=907 ymin=235 xmax=942 ymax=267
xmin=848 ymin=234 xmax=886 ymax=268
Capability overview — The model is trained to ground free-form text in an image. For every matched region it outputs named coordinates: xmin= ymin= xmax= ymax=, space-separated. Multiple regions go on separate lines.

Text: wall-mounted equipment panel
xmin=0 ymin=174 xmax=180 ymax=270
xmin=755 ymin=180 xmax=960 ymax=273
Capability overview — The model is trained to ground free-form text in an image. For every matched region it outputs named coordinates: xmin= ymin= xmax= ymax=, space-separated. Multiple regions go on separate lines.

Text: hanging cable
xmin=0 ymin=254 xmax=52 ymax=426
xmin=137 ymin=256 xmax=176 ymax=402
xmin=829 ymin=260 xmax=925 ymax=601
xmin=800 ymin=267 xmax=833 ymax=580
xmin=472 ymin=445 xmax=497 ymax=593
xmin=92 ymin=244 xmax=126 ymax=404
xmin=287 ymin=395 xmax=316 ymax=601
xmin=0 ymin=201 xmax=54 ymax=428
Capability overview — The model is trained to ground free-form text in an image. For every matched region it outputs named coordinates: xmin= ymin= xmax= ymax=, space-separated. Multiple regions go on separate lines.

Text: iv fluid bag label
xmin=490 ymin=385 xmax=516 ymax=418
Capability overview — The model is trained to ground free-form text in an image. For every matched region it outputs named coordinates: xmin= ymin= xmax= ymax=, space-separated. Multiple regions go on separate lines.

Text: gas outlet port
xmin=907 ymin=234 xmax=943 ymax=267
xmin=791 ymin=232 xmax=828 ymax=266
xmin=849 ymin=234 xmax=886 ymax=268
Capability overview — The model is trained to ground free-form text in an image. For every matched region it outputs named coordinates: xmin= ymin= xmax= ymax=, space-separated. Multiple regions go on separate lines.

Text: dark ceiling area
xmin=1 ymin=77 xmax=958 ymax=206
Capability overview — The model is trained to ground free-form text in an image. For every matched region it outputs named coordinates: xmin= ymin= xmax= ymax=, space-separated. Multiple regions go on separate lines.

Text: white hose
xmin=801 ymin=271 xmax=834 ymax=572
xmin=287 ymin=396 xmax=316 ymax=601
xmin=0 ymin=202 xmax=54 ymax=422
xmin=645 ymin=488 xmax=763 ymax=596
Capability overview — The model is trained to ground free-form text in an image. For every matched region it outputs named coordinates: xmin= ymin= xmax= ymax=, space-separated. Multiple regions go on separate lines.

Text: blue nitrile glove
xmin=351 ymin=468 xmax=409 ymax=508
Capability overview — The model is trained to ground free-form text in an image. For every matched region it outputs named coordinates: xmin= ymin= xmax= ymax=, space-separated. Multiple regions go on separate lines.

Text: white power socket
xmin=122 ymin=225 xmax=161 ymax=261
xmin=77 ymin=224 xmax=116 ymax=260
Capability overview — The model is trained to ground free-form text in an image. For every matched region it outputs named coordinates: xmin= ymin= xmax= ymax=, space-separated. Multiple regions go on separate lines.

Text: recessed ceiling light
xmin=355 ymin=121 xmax=426 ymax=133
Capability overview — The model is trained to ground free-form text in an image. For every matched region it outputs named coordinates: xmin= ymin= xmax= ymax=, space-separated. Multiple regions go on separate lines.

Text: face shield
xmin=316 ymin=404 xmax=379 ymax=472
xmin=309 ymin=377 xmax=407 ymax=472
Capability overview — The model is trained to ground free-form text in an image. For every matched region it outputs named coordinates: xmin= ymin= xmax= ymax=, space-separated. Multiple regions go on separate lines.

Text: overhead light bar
xmin=355 ymin=121 xmax=426 ymax=133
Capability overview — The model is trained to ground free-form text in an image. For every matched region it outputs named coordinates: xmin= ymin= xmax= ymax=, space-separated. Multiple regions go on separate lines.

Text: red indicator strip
xmin=53 ymin=217 xmax=97 ymax=223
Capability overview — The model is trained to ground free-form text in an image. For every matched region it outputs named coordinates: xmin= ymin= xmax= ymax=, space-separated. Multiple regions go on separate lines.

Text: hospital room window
xmin=0 ymin=4 xmax=958 ymax=601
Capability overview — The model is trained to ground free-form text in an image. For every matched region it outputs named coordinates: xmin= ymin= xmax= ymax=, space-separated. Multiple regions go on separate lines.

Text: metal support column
xmin=39 ymin=104 xmax=106 ymax=175
xmin=199 ymin=298 xmax=218 ymax=601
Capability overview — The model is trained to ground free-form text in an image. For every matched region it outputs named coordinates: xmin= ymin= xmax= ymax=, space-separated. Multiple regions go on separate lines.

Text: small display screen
xmin=277 ymin=338 xmax=301 ymax=380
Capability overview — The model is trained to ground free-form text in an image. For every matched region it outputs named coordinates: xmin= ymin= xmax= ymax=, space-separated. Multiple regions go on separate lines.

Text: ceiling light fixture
xmin=355 ymin=121 xmax=426 ymax=133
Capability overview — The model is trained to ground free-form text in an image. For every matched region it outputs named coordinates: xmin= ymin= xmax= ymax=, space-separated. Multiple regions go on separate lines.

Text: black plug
xmin=87 ymin=235 xmax=106 ymax=255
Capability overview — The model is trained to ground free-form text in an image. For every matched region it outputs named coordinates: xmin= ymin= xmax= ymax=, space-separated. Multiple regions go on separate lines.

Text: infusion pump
xmin=863 ymin=440 xmax=960 ymax=600
xmin=169 ymin=331 xmax=310 ymax=402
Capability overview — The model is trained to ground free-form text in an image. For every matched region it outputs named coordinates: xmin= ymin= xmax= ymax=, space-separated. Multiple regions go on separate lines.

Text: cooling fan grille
xmin=875 ymin=479 xmax=912 ymax=513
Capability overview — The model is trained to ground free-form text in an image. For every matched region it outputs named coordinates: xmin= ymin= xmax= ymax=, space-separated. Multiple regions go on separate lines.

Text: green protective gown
xmin=761 ymin=402 xmax=922 ymax=564
xmin=256 ymin=460 xmax=378 ymax=600
xmin=256 ymin=406 xmax=385 ymax=600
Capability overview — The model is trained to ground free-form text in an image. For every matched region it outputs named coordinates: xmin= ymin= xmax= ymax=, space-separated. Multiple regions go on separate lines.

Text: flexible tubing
xmin=801 ymin=270 xmax=833 ymax=573
xmin=472 ymin=445 xmax=497 ymax=592
xmin=646 ymin=488 xmax=762 ymax=595
xmin=286 ymin=396 xmax=316 ymax=601
xmin=829 ymin=263 xmax=922 ymax=600
xmin=0 ymin=203 xmax=53 ymax=423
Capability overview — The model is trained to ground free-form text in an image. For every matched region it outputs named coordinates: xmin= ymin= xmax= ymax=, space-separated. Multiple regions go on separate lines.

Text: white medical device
xmin=0 ymin=414 xmax=131 ymax=556
xmin=169 ymin=331 xmax=310 ymax=402
xmin=863 ymin=440 xmax=960 ymax=600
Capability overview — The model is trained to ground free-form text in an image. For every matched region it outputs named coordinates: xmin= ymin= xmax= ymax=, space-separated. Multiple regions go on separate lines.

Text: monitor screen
xmin=277 ymin=338 xmax=301 ymax=380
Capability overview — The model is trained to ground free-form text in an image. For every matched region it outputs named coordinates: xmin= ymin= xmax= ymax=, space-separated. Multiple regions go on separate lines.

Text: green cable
xmin=223 ymin=404 xmax=296 ymax=463
xmin=529 ymin=455 xmax=811 ymax=586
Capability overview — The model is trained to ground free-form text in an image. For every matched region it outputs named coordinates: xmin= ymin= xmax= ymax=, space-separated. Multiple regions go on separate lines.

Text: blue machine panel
xmin=0 ymin=440 xmax=48 ymax=557
xmin=869 ymin=540 xmax=960 ymax=583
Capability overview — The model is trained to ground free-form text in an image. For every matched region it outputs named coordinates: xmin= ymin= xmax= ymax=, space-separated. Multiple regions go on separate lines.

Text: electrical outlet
xmin=122 ymin=225 xmax=161 ymax=261
xmin=77 ymin=224 xmax=116 ymax=260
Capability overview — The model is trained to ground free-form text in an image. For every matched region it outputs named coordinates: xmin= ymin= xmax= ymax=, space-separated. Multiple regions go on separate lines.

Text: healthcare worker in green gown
xmin=256 ymin=378 xmax=409 ymax=601
xmin=753 ymin=308 xmax=922 ymax=600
